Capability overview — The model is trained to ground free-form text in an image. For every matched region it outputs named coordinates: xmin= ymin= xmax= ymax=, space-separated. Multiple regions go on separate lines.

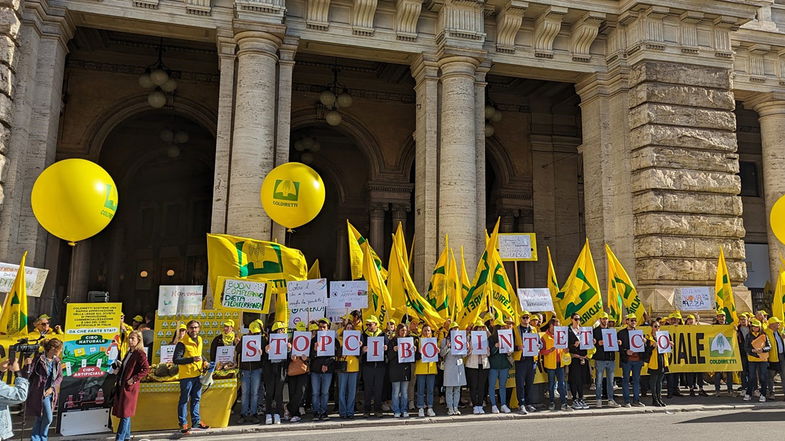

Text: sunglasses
xmin=40 ymin=322 xmax=49 ymax=326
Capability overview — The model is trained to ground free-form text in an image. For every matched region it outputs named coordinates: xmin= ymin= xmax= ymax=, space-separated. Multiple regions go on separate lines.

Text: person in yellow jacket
xmin=414 ymin=324 xmax=438 ymax=417
xmin=336 ymin=321 xmax=359 ymax=419
xmin=645 ymin=320 xmax=669 ymax=407
xmin=28 ymin=314 xmax=63 ymax=341
xmin=765 ymin=317 xmax=784 ymax=399
xmin=744 ymin=319 xmax=770 ymax=402
xmin=540 ymin=318 xmax=569 ymax=411
xmin=172 ymin=320 xmax=208 ymax=433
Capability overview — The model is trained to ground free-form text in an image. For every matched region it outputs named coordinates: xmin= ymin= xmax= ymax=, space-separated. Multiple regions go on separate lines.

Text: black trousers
xmin=466 ymin=367 xmax=489 ymax=406
xmin=287 ymin=373 xmax=309 ymax=416
xmin=649 ymin=369 xmax=665 ymax=399
xmin=515 ymin=359 xmax=536 ymax=406
xmin=362 ymin=365 xmax=386 ymax=412
xmin=568 ymin=361 xmax=588 ymax=400
xmin=264 ymin=364 xmax=286 ymax=416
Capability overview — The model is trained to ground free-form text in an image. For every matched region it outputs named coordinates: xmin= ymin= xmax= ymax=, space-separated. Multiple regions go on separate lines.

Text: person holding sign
xmin=387 ymin=324 xmax=413 ymax=418
xmin=567 ymin=314 xmax=590 ymax=410
xmin=487 ymin=321 xmax=512 ymax=414
xmin=112 ymin=330 xmax=150 ymax=441
xmin=360 ymin=316 xmax=388 ymax=418
xmin=237 ymin=320 xmax=264 ymax=424
xmin=645 ymin=320 xmax=669 ymax=407
xmin=540 ymin=318 xmax=569 ymax=411
xmin=744 ymin=319 xmax=770 ymax=402
xmin=210 ymin=320 xmax=240 ymax=370
xmin=618 ymin=314 xmax=645 ymax=407
xmin=466 ymin=320 xmax=490 ymax=414
xmin=414 ymin=324 xmax=438 ymax=417
xmin=592 ymin=312 xmax=619 ymax=408
xmin=336 ymin=321 xmax=360 ymax=419
xmin=172 ymin=320 xmax=209 ymax=434
xmin=440 ymin=322 xmax=466 ymax=416
xmin=310 ymin=318 xmax=336 ymax=421
xmin=287 ymin=322 xmax=310 ymax=423
xmin=514 ymin=311 xmax=538 ymax=414
xmin=263 ymin=322 xmax=290 ymax=424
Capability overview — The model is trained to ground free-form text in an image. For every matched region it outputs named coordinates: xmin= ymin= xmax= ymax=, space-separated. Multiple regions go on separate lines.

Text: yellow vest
xmin=178 ymin=334 xmax=204 ymax=379
xmin=541 ymin=332 xmax=563 ymax=370
xmin=765 ymin=329 xmax=783 ymax=362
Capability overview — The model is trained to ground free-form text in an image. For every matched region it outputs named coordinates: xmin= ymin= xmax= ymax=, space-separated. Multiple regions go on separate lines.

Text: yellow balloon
xmin=260 ymin=162 xmax=325 ymax=229
xmin=771 ymin=195 xmax=785 ymax=245
xmin=31 ymin=159 xmax=119 ymax=244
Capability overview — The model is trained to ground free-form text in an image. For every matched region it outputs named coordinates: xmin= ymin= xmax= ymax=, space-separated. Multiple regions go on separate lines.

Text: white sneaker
xmin=473 ymin=406 xmax=479 ymax=414
xmin=501 ymin=405 xmax=511 ymax=414
xmin=290 ymin=416 xmax=301 ymax=423
xmin=743 ymin=395 xmax=751 ymax=401
xmin=454 ymin=408 xmax=461 ymax=415
xmin=596 ymin=399 xmax=602 ymax=408
xmin=299 ymin=406 xmax=306 ymax=416
xmin=274 ymin=414 xmax=281 ymax=425
xmin=394 ymin=412 xmax=401 ymax=418
xmin=525 ymin=405 xmax=536 ymax=412
xmin=491 ymin=405 xmax=500 ymax=414
xmin=478 ymin=407 xmax=485 ymax=414
xmin=427 ymin=408 xmax=436 ymax=417
xmin=518 ymin=407 xmax=528 ymax=415
xmin=418 ymin=408 xmax=425 ymax=418
xmin=608 ymin=400 xmax=620 ymax=408
xmin=759 ymin=395 xmax=766 ymax=402
xmin=447 ymin=408 xmax=455 ymax=416
xmin=402 ymin=412 xmax=409 ymax=418
xmin=265 ymin=414 xmax=272 ymax=425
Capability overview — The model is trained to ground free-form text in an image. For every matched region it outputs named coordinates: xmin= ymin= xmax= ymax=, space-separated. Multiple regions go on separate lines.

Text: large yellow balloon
xmin=771 ymin=195 xmax=785 ymax=245
xmin=31 ymin=159 xmax=119 ymax=244
xmin=261 ymin=162 xmax=325 ymax=229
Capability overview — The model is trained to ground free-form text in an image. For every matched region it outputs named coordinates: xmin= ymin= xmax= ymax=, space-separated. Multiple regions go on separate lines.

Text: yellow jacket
xmin=646 ymin=336 xmax=669 ymax=370
xmin=540 ymin=332 xmax=564 ymax=370
xmin=178 ymin=334 xmax=204 ymax=379
xmin=765 ymin=328 xmax=784 ymax=362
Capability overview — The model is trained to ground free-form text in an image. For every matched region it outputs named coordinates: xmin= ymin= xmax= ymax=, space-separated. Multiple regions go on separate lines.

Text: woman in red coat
xmin=112 ymin=330 xmax=150 ymax=441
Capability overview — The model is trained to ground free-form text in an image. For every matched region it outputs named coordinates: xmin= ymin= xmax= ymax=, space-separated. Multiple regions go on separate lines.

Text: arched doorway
xmin=87 ymin=110 xmax=215 ymax=314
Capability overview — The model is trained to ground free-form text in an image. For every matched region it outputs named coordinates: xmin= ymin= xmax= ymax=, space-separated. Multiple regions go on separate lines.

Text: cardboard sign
xmin=451 ymin=330 xmax=468 ymax=356
xmin=498 ymin=329 xmax=514 ymax=354
xmin=287 ymin=279 xmax=328 ymax=328
xmin=215 ymin=345 xmax=235 ymax=363
xmin=160 ymin=345 xmax=176 ymax=363
xmin=521 ymin=333 xmax=540 ymax=357
xmin=291 ymin=331 xmax=311 ymax=357
xmin=366 ymin=336 xmax=385 ymax=362
xmin=678 ymin=286 xmax=713 ymax=311
xmin=554 ymin=327 xmax=569 ymax=349
xmin=397 ymin=337 xmax=415 ymax=363
xmin=158 ymin=286 xmax=203 ymax=316
xmin=419 ymin=337 xmax=439 ymax=362
xmin=316 ymin=330 xmax=336 ymax=357
xmin=517 ymin=288 xmax=554 ymax=312
xmin=497 ymin=233 xmax=538 ymax=261
xmin=656 ymin=331 xmax=672 ymax=354
xmin=342 ymin=330 xmax=362 ymax=356
xmin=217 ymin=278 xmax=270 ymax=313
xmin=601 ymin=328 xmax=619 ymax=351
xmin=629 ymin=330 xmax=645 ymax=353
xmin=471 ymin=331 xmax=489 ymax=355
xmin=268 ymin=334 xmax=288 ymax=360
xmin=328 ymin=281 xmax=369 ymax=309
xmin=0 ymin=262 xmax=48 ymax=298
xmin=241 ymin=335 xmax=262 ymax=362
xmin=579 ymin=327 xmax=594 ymax=350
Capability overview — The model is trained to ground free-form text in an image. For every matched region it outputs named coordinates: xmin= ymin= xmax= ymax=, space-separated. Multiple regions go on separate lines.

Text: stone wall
xmin=0 ymin=0 xmax=21 ymax=213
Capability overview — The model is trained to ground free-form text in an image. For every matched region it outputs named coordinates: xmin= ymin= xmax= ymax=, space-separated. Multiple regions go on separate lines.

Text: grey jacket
xmin=0 ymin=377 xmax=29 ymax=440
xmin=439 ymin=339 xmax=466 ymax=387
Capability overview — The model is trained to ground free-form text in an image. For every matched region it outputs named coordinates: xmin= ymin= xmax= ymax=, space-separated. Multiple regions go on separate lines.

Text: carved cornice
xmin=395 ymin=0 xmax=423 ymax=41
xmin=306 ymin=0 xmax=331 ymax=30
xmin=185 ymin=0 xmax=212 ymax=16
xmin=533 ymin=6 xmax=567 ymax=59
xmin=494 ymin=0 xmax=527 ymax=54
xmin=570 ymin=11 xmax=604 ymax=62
xmin=235 ymin=0 xmax=287 ymax=24
xmin=352 ymin=0 xmax=378 ymax=36
xmin=436 ymin=0 xmax=486 ymax=49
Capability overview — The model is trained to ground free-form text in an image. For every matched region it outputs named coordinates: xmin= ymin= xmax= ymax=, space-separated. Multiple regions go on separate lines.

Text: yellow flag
xmin=362 ymin=242 xmax=394 ymax=324
xmin=773 ymin=271 xmax=785 ymax=322
xmin=274 ymin=286 xmax=289 ymax=327
xmin=546 ymin=247 xmax=560 ymax=309
xmin=606 ymin=245 xmax=645 ymax=323
xmin=489 ymin=246 xmax=520 ymax=323
xmin=554 ymin=239 xmax=603 ymax=324
xmin=348 ymin=220 xmax=387 ymax=280
xmin=308 ymin=259 xmax=321 ymax=279
xmin=426 ymin=236 xmax=451 ymax=319
xmin=393 ymin=222 xmax=409 ymax=270
xmin=458 ymin=220 xmax=500 ymax=328
xmin=714 ymin=248 xmax=738 ymax=325
xmin=446 ymin=247 xmax=461 ymax=320
xmin=458 ymin=246 xmax=470 ymax=318
xmin=0 ymin=252 xmax=28 ymax=336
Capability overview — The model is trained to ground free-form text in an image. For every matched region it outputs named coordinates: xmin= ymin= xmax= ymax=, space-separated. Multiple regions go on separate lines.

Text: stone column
xmin=369 ymin=204 xmax=387 ymax=256
xmin=475 ymin=64 xmax=489 ymax=255
xmin=210 ymin=35 xmax=236 ymax=234
xmin=67 ymin=242 xmax=91 ymax=303
xmin=226 ymin=31 xmax=281 ymax=239
xmin=748 ymin=94 xmax=785 ymax=281
xmin=391 ymin=204 xmax=408 ymax=234
xmin=271 ymin=37 xmax=298 ymax=244
xmin=411 ymin=55 xmax=440 ymax=291
xmin=335 ymin=225 xmax=348 ymax=279
xmin=438 ymin=56 xmax=480 ymax=267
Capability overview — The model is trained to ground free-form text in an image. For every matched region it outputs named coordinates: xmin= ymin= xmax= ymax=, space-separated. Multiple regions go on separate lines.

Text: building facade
xmin=0 ymin=0 xmax=783 ymax=317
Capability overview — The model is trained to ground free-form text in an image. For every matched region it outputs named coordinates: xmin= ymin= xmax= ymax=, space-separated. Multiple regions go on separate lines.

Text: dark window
xmin=740 ymin=161 xmax=760 ymax=197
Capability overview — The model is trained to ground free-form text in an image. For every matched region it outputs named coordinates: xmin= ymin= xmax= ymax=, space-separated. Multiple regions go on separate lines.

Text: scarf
xmin=222 ymin=331 xmax=235 ymax=345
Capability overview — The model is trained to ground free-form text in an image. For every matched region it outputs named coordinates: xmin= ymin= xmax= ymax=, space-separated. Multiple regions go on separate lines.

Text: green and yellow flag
xmin=546 ymin=247 xmax=560 ymax=311
xmin=0 ymin=252 xmax=28 ymax=336
xmin=489 ymin=247 xmax=520 ymax=323
xmin=458 ymin=221 xmax=500 ymax=328
xmin=389 ymin=243 xmax=443 ymax=328
xmin=426 ymin=236 xmax=451 ymax=319
xmin=555 ymin=240 xmax=603 ymax=324
xmin=606 ymin=245 xmax=645 ymax=323
xmin=348 ymin=220 xmax=387 ymax=280
xmin=446 ymin=247 xmax=461 ymax=320
xmin=772 ymin=270 xmax=785 ymax=322
xmin=715 ymin=248 xmax=738 ymax=325
xmin=393 ymin=223 xmax=409 ymax=270
xmin=458 ymin=247 xmax=470 ymax=318
xmin=362 ymin=242 xmax=395 ymax=325
xmin=307 ymin=259 xmax=321 ymax=279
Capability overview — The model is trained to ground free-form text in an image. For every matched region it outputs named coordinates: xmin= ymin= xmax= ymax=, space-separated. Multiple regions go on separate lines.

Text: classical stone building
xmin=0 ymin=0 xmax=783 ymax=318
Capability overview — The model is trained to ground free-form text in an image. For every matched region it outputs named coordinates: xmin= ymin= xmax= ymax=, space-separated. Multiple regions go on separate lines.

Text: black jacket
xmin=310 ymin=335 xmax=336 ymax=373
xmin=361 ymin=332 xmax=389 ymax=368
xmin=567 ymin=327 xmax=588 ymax=357
xmin=592 ymin=327 xmax=616 ymax=361
xmin=387 ymin=337 xmax=412 ymax=382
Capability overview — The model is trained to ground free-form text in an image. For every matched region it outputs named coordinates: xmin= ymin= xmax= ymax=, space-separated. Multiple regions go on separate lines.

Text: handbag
xmin=560 ymin=352 xmax=572 ymax=366
xmin=335 ymin=360 xmax=348 ymax=372
xmin=287 ymin=357 xmax=309 ymax=376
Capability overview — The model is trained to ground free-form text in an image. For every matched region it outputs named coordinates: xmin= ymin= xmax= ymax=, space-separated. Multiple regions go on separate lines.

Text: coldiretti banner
xmin=660 ymin=324 xmax=741 ymax=373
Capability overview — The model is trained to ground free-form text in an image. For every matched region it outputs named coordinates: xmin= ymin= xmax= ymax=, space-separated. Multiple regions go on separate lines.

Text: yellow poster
xmin=61 ymin=302 xmax=122 ymax=378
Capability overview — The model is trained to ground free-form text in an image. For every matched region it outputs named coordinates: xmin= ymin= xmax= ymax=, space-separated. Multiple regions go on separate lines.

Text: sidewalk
xmin=53 ymin=396 xmax=785 ymax=441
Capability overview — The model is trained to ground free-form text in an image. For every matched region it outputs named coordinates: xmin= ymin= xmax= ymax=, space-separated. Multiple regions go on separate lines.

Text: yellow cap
xmin=38 ymin=314 xmax=51 ymax=321
xmin=503 ymin=315 xmax=515 ymax=324
xmin=178 ymin=322 xmax=187 ymax=330
xmin=387 ymin=318 xmax=397 ymax=325
xmin=521 ymin=311 xmax=531 ymax=317
xmin=318 ymin=317 xmax=331 ymax=326
xmin=625 ymin=313 xmax=637 ymax=319
xmin=530 ymin=315 xmax=541 ymax=322
xmin=449 ymin=321 xmax=460 ymax=329
xmin=669 ymin=311 xmax=683 ymax=319
xmin=308 ymin=323 xmax=319 ymax=331
xmin=133 ymin=315 xmax=144 ymax=323
xmin=686 ymin=314 xmax=695 ymax=320
xmin=598 ymin=312 xmax=609 ymax=319
xmin=716 ymin=309 xmax=725 ymax=316
xmin=249 ymin=321 xmax=262 ymax=333
xmin=222 ymin=319 xmax=235 ymax=328
xmin=749 ymin=319 xmax=762 ymax=327
xmin=757 ymin=310 xmax=768 ymax=316
xmin=768 ymin=317 xmax=782 ymax=325
xmin=474 ymin=319 xmax=486 ymax=328
xmin=271 ymin=321 xmax=287 ymax=332
xmin=295 ymin=322 xmax=307 ymax=332
xmin=365 ymin=315 xmax=379 ymax=324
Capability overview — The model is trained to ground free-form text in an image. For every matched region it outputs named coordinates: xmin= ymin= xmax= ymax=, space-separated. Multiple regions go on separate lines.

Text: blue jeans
xmin=30 ymin=395 xmax=53 ymax=441
xmin=178 ymin=376 xmax=202 ymax=426
xmin=547 ymin=367 xmax=566 ymax=406
xmin=337 ymin=372 xmax=358 ymax=417
xmin=115 ymin=416 xmax=131 ymax=441
xmin=595 ymin=360 xmax=615 ymax=401
xmin=514 ymin=359 xmax=535 ymax=407
xmin=311 ymin=372 xmax=333 ymax=415
xmin=416 ymin=374 xmax=436 ymax=408
xmin=621 ymin=361 xmax=643 ymax=403
xmin=391 ymin=381 xmax=409 ymax=414
xmin=445 ymin=386 xmax=461 ymax=410
xmin=241 ymin=368 xmax=262 ymax=417
xmin=488 ymin=368 xmax=509 ymax=407
xmin=747 ymin=361 xmax=768 ymax=396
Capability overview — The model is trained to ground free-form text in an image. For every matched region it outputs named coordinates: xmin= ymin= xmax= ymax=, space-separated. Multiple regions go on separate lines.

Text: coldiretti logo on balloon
xmin=272 ymin=179 xmax=300 ymax=207
xmin=101 ymin=183 xmax=118 ymax=219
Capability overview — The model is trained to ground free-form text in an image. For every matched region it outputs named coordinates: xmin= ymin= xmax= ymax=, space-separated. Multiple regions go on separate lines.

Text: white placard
xmin=601 ymin=328 xmax=619 ymax=351
xmin=498 ymin=329 xmax=514 ymax=354
xmin=579 ymin=327 xmax=594 ymax=350
xmin=287 ymin=279 xmax=328 ymax=328
xmin=397 ymin=337 xmax=415 ymax=363
xmin=521 ymin=333 xmax=540 ymax=357
xmin=628 ymin=330 xmax=645 ymax=353
xmin=157 ymin=286 xmax=203 ymax=316
xmin=267 ymin=334 xmax=289 ymax=360
xmin=216 ymin=345 xmax=235 ymax=363
xmin=517 ymin=288 xmax=554 ymax=312
xmin=342 ymin=330 xmax=362 ymax=356
xmin=329 ymin=281 xmax=369 ymax=309
xmin=220 ymin=278 xmax=269 ymax=312
xmin=678 ymin=286 xmax=713 ymax=311
xmin=60 ymin=408 xmax=111 ymax=436
xmin=241 ymin=335 xmax=262 ymax=362
xmin=366 ymin=336 xmax=385 ymax=362
xmin=160 ymin=345 xmax=175 ymax=363
xmin=451 ymin=330 xmax=468 ymax=356
xmin=497 ymin=233 xmax=537 ymax=261
xmin=655 ymin=331 xmax=672 ymax=354
xmin=554 ymin=327 xmax=569 ymax=349
xmin=470 ymin=331 xmax=489 ymax=355
xmin=0 ymin=262 xmax=49 ymax=298
xmin=316 ymin=330 xmax=336 ymax=357
xmin=291 ymin=331 xmax=312 ymax=357
xmin=419 ymin=337 xmax=439 ymax=362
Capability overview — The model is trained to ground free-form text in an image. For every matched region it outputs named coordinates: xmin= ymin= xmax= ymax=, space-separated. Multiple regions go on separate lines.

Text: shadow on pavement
xmin=677 ymin=410 xmax=785 ymax=424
